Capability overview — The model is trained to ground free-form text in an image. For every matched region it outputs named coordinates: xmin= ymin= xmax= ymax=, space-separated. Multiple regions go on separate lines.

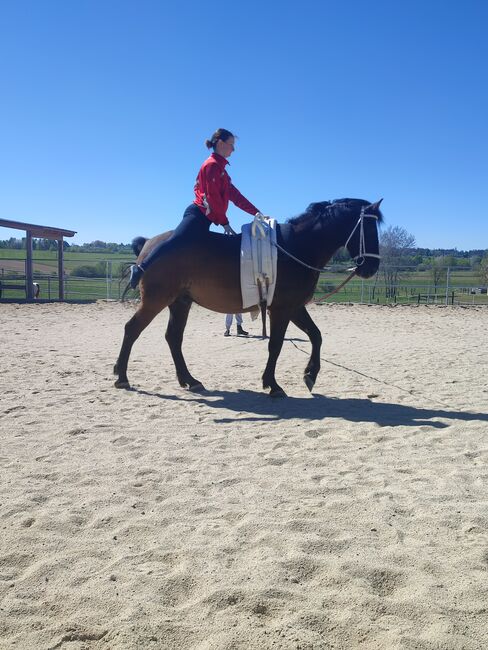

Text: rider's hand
xmin=223 ymin=224 xmax=236 ymax=235
xmin=255 ymin=211 xmax=271 ymax=221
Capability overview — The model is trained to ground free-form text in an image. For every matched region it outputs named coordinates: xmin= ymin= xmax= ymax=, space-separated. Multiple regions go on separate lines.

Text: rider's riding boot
xmin=224 ymin=329 xmax=230 ymax=337
xmin=129 ymin=264 xmax=144 ymax=289
xmin=237 ymin=325 xmax=248 ymax=336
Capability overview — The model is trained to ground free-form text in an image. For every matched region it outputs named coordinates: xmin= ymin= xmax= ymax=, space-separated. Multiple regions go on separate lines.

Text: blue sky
xmin=1 ymin=0 xmax=486 ymax=249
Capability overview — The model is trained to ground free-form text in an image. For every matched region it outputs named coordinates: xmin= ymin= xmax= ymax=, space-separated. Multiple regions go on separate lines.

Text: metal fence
xmin=1 ymin=260 xmax=487 ymax=306
xmin=313 ymin=277 xmax=488 ymax=306
xmin=0 ymin=259 xmax=132 ymax=301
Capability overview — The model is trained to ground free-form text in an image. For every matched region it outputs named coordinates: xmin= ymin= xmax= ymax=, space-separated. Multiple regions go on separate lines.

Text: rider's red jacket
xmin=193 ymin=152 xmax=259 ymax=226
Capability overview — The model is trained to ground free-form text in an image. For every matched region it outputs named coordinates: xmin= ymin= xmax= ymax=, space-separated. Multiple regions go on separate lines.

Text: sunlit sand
xmin=1 ymin=301 xmax=487 ymax=649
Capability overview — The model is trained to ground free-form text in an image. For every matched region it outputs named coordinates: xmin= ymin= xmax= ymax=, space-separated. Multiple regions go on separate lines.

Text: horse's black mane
xmin=288 ymin=198 xmax=383 ymax=232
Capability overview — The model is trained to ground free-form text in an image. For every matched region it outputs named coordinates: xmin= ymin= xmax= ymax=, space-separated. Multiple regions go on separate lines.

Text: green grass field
xmin=0 ymin=249 xmax=132 ymax=272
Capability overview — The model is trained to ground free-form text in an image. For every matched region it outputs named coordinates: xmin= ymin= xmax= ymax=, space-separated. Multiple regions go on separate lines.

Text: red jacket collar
xmin=210 ymin=152 xmax=229 ymax=168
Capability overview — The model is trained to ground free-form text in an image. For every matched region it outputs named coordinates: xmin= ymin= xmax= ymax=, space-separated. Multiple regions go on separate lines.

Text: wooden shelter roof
xmin=0 ymin=219 xmax=76 ymax=239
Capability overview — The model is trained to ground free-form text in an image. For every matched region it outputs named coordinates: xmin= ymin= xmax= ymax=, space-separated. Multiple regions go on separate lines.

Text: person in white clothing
xmin=224 ymin=314 xmax=248 ymax=337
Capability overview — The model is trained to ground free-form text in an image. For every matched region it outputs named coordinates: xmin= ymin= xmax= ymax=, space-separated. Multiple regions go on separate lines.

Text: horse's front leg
xmin=165 ymin=296 xmax=204 ymax=392
xmin=262 ymin=309 xmax=290 ymax=397
xmin=290 ymin=306 xmax=322 ymax=392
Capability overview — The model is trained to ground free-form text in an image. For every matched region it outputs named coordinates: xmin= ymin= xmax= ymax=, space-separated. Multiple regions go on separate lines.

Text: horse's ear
xmin=367 ymin=198 xmax=383 ymax=211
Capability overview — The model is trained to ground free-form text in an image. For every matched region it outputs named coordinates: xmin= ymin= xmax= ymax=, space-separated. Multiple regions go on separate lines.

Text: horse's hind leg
xmin=114 ymin=303 xmax=164 ymax=389
xmin=165 ymin=295 xmax=204 ymax=392
xmin=290 ymin=306 xmax=322 ymax=392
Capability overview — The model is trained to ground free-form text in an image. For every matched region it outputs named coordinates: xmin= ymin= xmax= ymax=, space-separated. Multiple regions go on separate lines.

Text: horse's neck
xmin=296 ymin=213 xmax=351 ymax=268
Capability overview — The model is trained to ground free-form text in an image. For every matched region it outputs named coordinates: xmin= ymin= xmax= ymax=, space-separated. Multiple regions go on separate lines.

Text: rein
xmin=272 ymin=240 xmax=329 ymax=273
xmin=310 ymin=269 xmax=357 ymax=303
xmin=271 ymin=240 xmax=357 ymax=302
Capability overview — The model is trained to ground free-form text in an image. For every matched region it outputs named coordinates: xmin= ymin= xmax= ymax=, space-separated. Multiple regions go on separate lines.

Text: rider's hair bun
xmin=205 ymin=128 xmax=235 ymax=150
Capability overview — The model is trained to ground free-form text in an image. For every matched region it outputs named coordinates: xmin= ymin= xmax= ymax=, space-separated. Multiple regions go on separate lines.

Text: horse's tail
xmin=120 ymin=236 xmax=148 ymax=302
xmin=132 ymin=236 xmax=147 ymax=257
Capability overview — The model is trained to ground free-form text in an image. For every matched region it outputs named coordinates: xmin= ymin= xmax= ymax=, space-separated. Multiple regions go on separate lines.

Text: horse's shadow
xmin=134 ymin=387 xmax=488 ymax=428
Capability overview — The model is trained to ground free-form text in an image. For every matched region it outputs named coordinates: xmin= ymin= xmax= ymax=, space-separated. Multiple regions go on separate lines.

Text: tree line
xmin=0 ymin=237 xmax=132 ymax=253
xmin=1 ymin=234 xmax=486 ymax=265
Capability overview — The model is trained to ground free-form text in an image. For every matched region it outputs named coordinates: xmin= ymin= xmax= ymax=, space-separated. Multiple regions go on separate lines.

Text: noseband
xmin=344 ymin=207 xmax=381 ymax=266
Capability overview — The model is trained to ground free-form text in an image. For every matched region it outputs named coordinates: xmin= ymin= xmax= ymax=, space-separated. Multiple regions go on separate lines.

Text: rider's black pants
xmin=139 ymin=204 xmax=211 ymax=272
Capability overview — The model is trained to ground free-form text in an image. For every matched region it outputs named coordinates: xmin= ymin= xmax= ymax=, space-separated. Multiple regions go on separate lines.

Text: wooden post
xmin=58 ymin=238 xmax=64 ymax=300
xmin=26 ymin=231 xmax=34 ymax=300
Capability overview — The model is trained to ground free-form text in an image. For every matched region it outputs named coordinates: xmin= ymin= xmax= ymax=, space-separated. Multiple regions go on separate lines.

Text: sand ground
xmin=1 ymin=301 xmax=487 ymax=650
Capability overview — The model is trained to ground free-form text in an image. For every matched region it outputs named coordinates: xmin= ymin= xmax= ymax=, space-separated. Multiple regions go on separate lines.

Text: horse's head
xmin=288 ymin=198 xmax=383 ymax=277
xmin=341 ymin=198 xmax=383 ymax=279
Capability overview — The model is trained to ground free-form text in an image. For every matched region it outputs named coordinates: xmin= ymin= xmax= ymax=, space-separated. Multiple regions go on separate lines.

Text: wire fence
xmin=1 ymin=259 xmax=487 ymax=306
xmin=0 ymin=259 xmax=131 ymax=301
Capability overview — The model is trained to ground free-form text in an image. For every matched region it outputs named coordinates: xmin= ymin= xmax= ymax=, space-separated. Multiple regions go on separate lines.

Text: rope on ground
xmin=287 ymin=338 xmax=454 ymax=409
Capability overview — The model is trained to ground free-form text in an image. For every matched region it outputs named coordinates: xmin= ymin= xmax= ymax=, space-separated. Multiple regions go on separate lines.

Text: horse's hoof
xmin=304 ymin=373 xmax=315 ymax=392
xmin=269 ymin=389 xmax=287 ymax=398
xmin=114 ymin=379 xmax=131 ymax=389
xmin=189 ymin=382 xmax=205 ymax=393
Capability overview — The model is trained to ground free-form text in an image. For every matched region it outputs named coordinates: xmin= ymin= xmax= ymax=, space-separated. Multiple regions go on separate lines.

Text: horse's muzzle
xmin=354 ymin=257 xmax=380 ymax=279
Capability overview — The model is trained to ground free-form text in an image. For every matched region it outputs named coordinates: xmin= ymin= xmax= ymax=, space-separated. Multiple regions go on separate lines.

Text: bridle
xmin=344 ymin=206 xmax=381 ymax=266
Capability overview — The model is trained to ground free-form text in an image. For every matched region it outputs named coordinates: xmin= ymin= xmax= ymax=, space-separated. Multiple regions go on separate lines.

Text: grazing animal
xmin=114 ymin=198 xmax=383 ymax=397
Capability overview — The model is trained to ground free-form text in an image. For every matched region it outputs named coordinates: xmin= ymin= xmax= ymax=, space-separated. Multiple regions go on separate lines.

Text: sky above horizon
xmin=1 ymin=0 xmax=487 ymax=250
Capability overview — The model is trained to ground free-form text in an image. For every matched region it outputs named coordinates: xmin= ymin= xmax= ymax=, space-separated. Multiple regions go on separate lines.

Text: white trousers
xmin=225 ymin=313 xmax=243 ymax=329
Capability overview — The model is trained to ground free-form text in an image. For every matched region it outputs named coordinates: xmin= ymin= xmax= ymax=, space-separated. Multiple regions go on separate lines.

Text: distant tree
xmin=379 ymin=225 xmax=416 ymax=300
xmin=478 ymin=255 xmax=488 ymax=286
xmin=470 ymin=255 xmax=482 ymax=269
xmin=65 ymin=241 xmax=132 ymax=253
xmin=330 ymin=247 xmax=350 ymax=266
xmin=428 ymin=256 xmax=448 ymax=292
xmin=1 ymin=237 xmax=24 ymax=249
xmin=90 ymin=240 xmax=107 ymax=249
xmin=443 ymin=254 xmax=456 ymax=267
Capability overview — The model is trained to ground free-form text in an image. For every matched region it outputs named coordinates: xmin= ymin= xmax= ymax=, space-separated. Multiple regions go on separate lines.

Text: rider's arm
xmin=229 ymin=183 xmax=260 ymax=216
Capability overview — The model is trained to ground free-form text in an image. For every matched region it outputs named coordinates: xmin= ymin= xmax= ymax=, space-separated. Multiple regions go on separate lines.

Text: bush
xmin=71 ymin=262 xmax=107 ymax=278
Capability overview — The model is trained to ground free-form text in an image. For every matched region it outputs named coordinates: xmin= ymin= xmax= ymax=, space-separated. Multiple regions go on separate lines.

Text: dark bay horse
xmin=114 ymin=198 xmax=383 ymax=396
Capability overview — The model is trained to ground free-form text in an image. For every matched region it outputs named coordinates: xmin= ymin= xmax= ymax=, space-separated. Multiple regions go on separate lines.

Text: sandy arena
xmin=1 ymin=301 xmax=487 ymax=649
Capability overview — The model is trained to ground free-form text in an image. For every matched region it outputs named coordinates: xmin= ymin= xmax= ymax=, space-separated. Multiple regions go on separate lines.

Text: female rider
xmin=130 ymin=128 xmax=266 ymax=288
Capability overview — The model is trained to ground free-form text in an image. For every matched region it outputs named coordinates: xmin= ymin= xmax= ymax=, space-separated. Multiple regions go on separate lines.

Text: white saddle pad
xmin=240 ymin=218 xmax=278 ymax=316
